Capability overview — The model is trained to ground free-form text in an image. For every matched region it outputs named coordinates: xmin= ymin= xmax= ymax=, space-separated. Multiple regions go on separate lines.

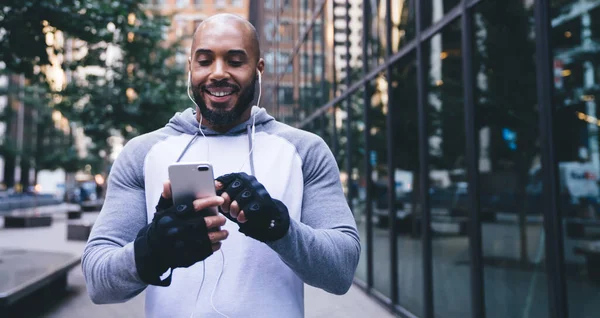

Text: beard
xmin=192 ymin=76 xmax=256 ymax=127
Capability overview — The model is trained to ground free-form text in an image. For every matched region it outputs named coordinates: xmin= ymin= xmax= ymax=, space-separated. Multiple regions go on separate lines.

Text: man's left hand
xmin=215 ymin=172 xmax=290 ymax=242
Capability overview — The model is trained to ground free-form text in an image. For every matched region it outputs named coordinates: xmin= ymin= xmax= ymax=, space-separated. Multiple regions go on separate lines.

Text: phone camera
xmin=197 ymin=166 xmax=209 ymax=171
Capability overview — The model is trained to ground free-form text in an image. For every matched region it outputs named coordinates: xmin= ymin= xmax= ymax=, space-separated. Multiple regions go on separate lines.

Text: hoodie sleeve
xmin=81 ymin=136 xmax=152 ymax=304
xmin=267 ymin=135 xmax=361 ymax=295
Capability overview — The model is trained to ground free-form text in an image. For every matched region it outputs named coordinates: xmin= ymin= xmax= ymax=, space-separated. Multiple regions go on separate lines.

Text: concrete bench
xmin=574 ymin=241 xmax=600 ymax=282
xmin=0 ymin=195 xmax=61 ymax=212
xmin=1 ymin=204 xmax=81 ymax=228
xmin=80 ymin=199 xmax=104 ymax=212
xmin=67 ymin=220 xmax=94 ymax=241
xmin=0 ymin=248 xmax=80 ymax=315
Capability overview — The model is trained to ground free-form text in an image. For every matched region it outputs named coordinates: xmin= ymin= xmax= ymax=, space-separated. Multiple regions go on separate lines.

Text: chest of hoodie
xmin=142 ymin=132 xmax=304 ymax=226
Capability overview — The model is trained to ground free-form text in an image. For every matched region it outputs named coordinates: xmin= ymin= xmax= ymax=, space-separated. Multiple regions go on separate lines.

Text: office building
xmin=254 ymin=0 xmax=600 ymax=317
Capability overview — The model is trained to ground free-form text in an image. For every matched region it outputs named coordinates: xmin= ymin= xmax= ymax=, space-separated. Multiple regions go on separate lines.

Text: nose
xmin=209 ymin=59 xmax=230 ymax=82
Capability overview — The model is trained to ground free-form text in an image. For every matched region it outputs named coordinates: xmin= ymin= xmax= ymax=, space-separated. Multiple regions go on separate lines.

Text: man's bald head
xmin=191 ymin=14 xmax=260 ymax=61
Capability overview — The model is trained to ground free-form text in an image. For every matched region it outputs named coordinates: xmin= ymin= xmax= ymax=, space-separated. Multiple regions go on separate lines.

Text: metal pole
xmin=362 ymin=0 xmax=374 ymax=291
xmin=534 ymin=0 xmax=568 ymax=317
xmin=345 ymin=0 xmax=353 ymax=207
xmin=416 ymin=0 xmax=433 ymax=316
xmin=384 ymin=0 xmax=399 ymax=305
xmin=460 ymin=2 xmax=485 ymax=317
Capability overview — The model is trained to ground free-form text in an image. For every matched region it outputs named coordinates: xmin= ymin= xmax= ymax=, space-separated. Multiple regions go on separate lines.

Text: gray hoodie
xmin=82 ymin=107 xmax=360 ymax=317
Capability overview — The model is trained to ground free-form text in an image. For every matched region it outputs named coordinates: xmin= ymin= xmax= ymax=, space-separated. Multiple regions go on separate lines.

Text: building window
xmin=300 ymin=0 xmax=308 ymax=11
xmin=176 ymin=0 xmax=188 ymax=8
xmin=280 ymin=21 xmax=292 ymax=42
xmin=231 ymin=0 xmax=243 ymax=7
xmin=313 ymin=23 xmax=322 ymax=42
xmin=264 ymin=22 xmax=275 ymax=42
xmin=277 ymin=52 xmax=292 ymax=74
xmin=302 ymin=53 xmax=310 ymax=73
xmin=215 ymin=0 xmax=227 ymax=8
xmin=194 ymin=0 xmax=203 ymax=7
xmin=278 ymin=86 xmax=294 ymax=105
xmin=314 ymin=55 xmax=323 ymax=77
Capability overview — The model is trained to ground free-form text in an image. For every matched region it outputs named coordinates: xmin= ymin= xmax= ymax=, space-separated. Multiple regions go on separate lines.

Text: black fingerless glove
xmin=216 ymin=172 xmax=290 ymax=242
xmin=134 ymin=195 xmax=213 ymax=286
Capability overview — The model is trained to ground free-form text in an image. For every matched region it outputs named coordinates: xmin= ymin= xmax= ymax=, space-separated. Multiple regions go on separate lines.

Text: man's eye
xmin=229 ymin=61 xmax=243 ymax=66
xmin=197 ymin=60 xmax=211 ymax=66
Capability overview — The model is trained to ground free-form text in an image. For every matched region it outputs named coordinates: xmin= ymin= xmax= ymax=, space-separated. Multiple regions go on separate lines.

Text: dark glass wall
xmin=253 ymin=0 xmax=600 ymax=317
xmin=551 ymin=1 xmax=600 ymax=317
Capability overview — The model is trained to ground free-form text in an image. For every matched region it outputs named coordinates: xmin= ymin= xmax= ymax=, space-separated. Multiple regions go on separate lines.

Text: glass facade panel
xmin=336 ymin=95 xmax=370 ymax=283
xmin=391 ymin=0 xmax=415 ymax=54
xmin=360 ymin=76 xmax=392 ymax=296
xmin=473 ymin=1 xmax=550 ymax=317
xmin=426 ymin=18 xmax=471 ymax=318
xmin=390 ymin=53 xmax=423 ymax=316
xmin=551 ymin=1 xmax=600 ymax=317
xmin=428 ymin=0 xmax=460 ymax=27
xmin=368 ymin=0 xmax=387 ymax=70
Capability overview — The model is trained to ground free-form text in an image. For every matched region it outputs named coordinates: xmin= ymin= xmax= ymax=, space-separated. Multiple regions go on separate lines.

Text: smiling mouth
xmin=206 ymin=90 xmax=235 ymax=97
xmin=203 ymin=84 xmax=239 ymax=98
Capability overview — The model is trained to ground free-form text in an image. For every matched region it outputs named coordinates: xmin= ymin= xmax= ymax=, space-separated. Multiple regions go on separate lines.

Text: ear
xmin=256 ymin=58 xmax=265 ymax=75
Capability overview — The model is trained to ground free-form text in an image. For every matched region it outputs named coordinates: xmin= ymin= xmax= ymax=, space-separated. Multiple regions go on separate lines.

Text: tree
xmin=0 ymin=0 xmax=147 ymax=188
xmin=0 ymin=0 xmax=139 ymax=78
xmin=1 ymin=0 xmax=187 ymax=189
xmin=56 ymin=4 xmax=187 ymax=176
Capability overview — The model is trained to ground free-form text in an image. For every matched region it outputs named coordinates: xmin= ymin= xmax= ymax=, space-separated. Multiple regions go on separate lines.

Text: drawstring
xmin=176 ymin=112 xmax=208 ymax=163
xmin=175 ymin=113 xmax=256 ymax=176
xmin=176 ymin=132 xmax=200 ymax=163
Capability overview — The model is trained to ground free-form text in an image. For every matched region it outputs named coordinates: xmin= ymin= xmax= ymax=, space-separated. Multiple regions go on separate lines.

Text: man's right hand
xmin=134 ymin=181 xmax=228 ymax=286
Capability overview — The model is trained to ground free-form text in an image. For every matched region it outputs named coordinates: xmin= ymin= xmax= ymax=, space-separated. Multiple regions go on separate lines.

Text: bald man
xmin=82 ymin=14 xmax=360 ymax=317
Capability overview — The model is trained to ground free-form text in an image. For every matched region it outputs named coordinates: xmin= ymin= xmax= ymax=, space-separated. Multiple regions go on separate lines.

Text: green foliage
xmin=1 ymin=0 xmax=188 ymax=178
xmin=23 ymin=79 xmax=84 ymax=172
xmin=0 ymin=0 xmax=144 ymax=77
xmin=51 ymin=2 xmax=188 ymax=172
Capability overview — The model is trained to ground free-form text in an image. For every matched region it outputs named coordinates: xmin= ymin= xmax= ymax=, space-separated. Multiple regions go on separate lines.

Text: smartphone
xmin=168 ymin=162 xmax=218 ymax=217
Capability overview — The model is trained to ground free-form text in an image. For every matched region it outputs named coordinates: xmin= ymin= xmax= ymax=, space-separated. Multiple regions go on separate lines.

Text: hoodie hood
xmin=165 ymin=106 xmax=275 ymax=136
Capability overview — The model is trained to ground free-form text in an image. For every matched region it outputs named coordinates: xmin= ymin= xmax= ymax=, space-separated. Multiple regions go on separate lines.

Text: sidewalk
xmin=0 ymin=212 xmax=394 ymax=318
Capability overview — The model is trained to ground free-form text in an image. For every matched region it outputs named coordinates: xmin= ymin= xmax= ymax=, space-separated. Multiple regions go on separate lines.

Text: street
xmin=0 ymin=212 xmax=394 ymax=318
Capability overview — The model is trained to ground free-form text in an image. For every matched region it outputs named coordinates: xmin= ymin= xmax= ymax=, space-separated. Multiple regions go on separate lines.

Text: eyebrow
xmin=194 ymin=48 xmax=249 ymax=57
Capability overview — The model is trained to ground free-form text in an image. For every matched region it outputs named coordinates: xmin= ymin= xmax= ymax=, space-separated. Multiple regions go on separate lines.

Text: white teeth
xmin=208 ymin=91 xmax=233 ymax=97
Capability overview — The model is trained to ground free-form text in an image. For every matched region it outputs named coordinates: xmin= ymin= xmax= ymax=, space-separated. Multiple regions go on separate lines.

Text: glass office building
xmin=251 ymin=0 xmax=600 ymax=317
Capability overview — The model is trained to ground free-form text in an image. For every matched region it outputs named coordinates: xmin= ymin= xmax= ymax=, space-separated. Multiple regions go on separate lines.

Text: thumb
xmin=162 ymin=181 xmax=172 ymax=199
xmin=156 ymin=181 xmax=173 ymax=210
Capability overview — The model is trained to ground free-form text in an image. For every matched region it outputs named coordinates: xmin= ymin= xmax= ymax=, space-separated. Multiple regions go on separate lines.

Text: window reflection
xmin=391 ymin=0 xmax=415 ymax=53
xmin=426 ymin=18 xmax=472 ymax=318
xmin=551 ymin=1 xmax=600 ymax=317
xmin=428 ymin=0 xmax=460 ymax=26
xmin=390 ymin=54 xmax=423 ymax=316
xmin=337 ymin=92 xmax=370 ymax=283
xmin=368 ymin=0 xmax=388 ymax=70
xmin=474 ymin=1 xmax=550 ymax=317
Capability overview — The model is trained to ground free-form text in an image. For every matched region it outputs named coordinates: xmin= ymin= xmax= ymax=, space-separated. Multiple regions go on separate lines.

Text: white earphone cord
xmin=186 ymin=70 xmax=261 ymax=318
